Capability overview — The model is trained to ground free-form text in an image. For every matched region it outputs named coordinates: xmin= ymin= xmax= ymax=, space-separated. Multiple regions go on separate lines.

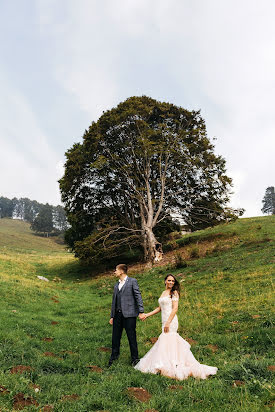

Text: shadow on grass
xmin=34 ymin=259 xmax=108 ymax=282
xmin=34 ymin=247 xmax=145 ymax=282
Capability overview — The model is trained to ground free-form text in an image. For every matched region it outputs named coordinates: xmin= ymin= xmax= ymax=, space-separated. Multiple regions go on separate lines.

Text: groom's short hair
xmin=116 ymin=264 xmax=128 ymax=274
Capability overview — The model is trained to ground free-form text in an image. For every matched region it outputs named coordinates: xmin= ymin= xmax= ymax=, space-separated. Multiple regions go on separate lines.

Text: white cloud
xmin=0 ymin=70 xmax=62 ymax=204
xmin=56 ymin=160 xmax=65 ymax=179
xmin=37 ymin=1 xmax=124 ymax=121
xmin=1 ymin=0 xmax=274 ymax=216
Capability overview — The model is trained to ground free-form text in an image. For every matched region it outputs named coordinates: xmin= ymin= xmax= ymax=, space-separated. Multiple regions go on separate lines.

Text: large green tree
xmin=30 ymin=204 xmax=54 ymax=236
xmin=0 ymin=196 xmax=14 ymax=218
xmin=60 ymin=96 xmax=235 ymax=264
xmin=261 ymin=186 xmax=275 ymax=215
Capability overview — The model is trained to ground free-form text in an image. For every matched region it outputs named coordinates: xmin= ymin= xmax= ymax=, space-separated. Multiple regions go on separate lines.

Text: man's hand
xmin=109 ymin=318 xmax=113 ymax=325
xmin=138 ymin=313 xmax=146 ymax=320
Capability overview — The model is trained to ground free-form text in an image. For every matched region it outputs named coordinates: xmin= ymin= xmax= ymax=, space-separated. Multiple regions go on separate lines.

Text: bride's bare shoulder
xmin=172 ymin=290 xmax=179 ymax=300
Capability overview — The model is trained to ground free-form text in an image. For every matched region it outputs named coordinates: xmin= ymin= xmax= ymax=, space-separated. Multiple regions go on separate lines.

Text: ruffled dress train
xmin=135 ymin=296 xmax=218 ymax=380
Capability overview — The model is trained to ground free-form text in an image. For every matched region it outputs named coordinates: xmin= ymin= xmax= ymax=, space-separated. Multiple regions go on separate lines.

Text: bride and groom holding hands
xmin=108 ymin=264 xmax=217 ymax=380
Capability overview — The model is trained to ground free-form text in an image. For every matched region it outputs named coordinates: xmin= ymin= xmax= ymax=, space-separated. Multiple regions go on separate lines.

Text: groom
xmin=108 ymin=264 xmax=145 ymax=367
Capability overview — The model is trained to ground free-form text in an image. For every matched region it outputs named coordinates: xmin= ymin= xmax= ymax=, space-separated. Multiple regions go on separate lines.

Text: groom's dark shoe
xmin=131 ymin=358 xmax=140 ymax=366
xmin=107 ymin=357 xmax=118 ymax=368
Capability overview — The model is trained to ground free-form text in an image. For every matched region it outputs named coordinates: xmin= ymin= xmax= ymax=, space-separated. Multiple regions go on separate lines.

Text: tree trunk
xmin=142 ymin=230 xmax=149 ymax=262
xmin=139 ymin=196 xmax=163 ymax=264
xmin=143 ymin=226 xmax=162 ymax=265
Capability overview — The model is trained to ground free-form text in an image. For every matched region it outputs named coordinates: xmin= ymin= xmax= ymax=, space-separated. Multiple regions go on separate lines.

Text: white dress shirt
xmin=118 ymin=275 xmax=128 ymax=291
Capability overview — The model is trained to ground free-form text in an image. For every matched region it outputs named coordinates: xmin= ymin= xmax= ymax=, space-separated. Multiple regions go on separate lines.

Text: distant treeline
xmin=0 ymin=196 xmax=68 ymax=233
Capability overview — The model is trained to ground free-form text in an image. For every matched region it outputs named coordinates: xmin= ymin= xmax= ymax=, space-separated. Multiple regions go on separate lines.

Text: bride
xmin=134 ymin=274 xmax=218 ymax=380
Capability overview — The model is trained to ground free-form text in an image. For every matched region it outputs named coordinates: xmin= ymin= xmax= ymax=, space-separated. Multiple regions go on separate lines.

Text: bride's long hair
xmin=164 ymin=274 xmax=180 ymax=298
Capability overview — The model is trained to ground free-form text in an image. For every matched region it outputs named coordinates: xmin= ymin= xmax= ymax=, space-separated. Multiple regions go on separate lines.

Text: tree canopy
xmin=0 ymin=196 xmax=14 ymax=218
xmin=30 ymin=203 xmax=54 ymax=236
xmin=60 ymin=96 xmax=238 ymax=264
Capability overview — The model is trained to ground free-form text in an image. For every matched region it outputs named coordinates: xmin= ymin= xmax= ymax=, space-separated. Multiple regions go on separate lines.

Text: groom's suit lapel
xmin=120 ymin=277 xmax=129 ymax=295
xmin=114 ymin=282 xmax=119 ymax=297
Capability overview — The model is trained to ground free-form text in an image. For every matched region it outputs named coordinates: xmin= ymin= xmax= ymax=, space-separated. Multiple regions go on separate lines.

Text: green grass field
xmin=0 ymin=217 xmax=274 ymax=411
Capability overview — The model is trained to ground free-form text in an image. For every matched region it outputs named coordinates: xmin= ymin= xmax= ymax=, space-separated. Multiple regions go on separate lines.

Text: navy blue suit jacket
xmin=111 ymin=277 xmax=144 ymax=318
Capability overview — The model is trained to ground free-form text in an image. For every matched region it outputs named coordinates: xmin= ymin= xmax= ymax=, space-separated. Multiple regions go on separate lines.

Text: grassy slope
xmin=0 ymin=217 xmax=274 ymax=411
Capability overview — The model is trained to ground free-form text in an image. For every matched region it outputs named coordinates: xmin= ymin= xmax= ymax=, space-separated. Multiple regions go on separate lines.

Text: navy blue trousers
xmin=111 ymin=311 xmax=138 ymax=362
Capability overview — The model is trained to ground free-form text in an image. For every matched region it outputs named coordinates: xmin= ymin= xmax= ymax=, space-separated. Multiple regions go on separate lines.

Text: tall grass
xmin=0 ymin=217 xmax=274 ymax=411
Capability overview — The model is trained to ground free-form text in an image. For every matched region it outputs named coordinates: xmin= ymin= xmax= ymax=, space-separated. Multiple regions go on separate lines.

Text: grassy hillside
xmin=0 ymin=217 xmax=274 ymax=411
xmin=0 ymin=218 xmax=66 ymax=253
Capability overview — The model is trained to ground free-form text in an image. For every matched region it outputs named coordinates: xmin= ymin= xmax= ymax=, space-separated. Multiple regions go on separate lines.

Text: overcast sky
xmin=1 ymin=0 xmax=274 ymax=217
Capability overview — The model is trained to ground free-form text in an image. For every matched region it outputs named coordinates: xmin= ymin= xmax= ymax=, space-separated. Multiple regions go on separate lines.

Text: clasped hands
xmin=110 ymin=314 xmax=170 ymax=332
xmin=109 ymin=313 xmax=147 ymax=324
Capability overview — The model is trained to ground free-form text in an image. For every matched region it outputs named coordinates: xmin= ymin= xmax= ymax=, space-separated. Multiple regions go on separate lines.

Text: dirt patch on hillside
xmin=86 ymin=365 xmax=103 ymax=373
xmin=185 ymin=337 xmax=198 ymax=345
xmin=127 ymin=387 xmax=151 ymax=402
xmin=43 ymin=352 xmax=62 ymax=360
xmin=13 ymin=393 xmax=39 ymax=409
xmin=232 ymin=380 xmax=245 ymax=387
xmin=10 ymin=365 xmax=33 ymax=374
xmin=207 ymin=344 xmax=219 ymax=352
xmin=61 ymin=394 xmax=80 ymax=402
xmin=98 ymin=347 xmax=112 ymax=352
xmin=169 ymin=385 xmax=184 ymax=390
xmin=0 ymin=385 xmax=9 ymax=394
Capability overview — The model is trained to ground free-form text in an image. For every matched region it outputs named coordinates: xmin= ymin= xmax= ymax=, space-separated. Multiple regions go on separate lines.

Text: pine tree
xmin=261 ymin=186 xmax=275 ymax=215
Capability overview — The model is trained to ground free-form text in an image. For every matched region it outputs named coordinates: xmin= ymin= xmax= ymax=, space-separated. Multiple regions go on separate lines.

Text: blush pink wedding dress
xmin=135 ymin=295 xmax=218 ymax=380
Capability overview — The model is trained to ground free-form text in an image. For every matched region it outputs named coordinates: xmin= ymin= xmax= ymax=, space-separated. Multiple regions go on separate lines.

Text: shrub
xmin=164 ymin=240 xmax=178 ymax=251
xmin=189 ymin=245 xmax=200 ymax=259
xmin=168 ymin=231 xmax=182 ymax=240
xmin=212 ymin=242 xmax=224 ymax=254
xmin=174 ymin=252 xmax=188 ymax=269
xmin=177 ymin=236 xmax=192 ymax=247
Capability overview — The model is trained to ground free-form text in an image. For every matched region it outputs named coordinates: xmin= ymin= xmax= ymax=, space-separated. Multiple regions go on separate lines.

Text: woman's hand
xmin=164 ymin=322 xmax=170 ymax=333
xmin=141 ymin=313 xmax=148 ymax=321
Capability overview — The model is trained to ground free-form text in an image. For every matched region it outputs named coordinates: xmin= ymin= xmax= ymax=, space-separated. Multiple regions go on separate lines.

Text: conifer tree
xmin=261 ymin=186 xmax=275 ymax=215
